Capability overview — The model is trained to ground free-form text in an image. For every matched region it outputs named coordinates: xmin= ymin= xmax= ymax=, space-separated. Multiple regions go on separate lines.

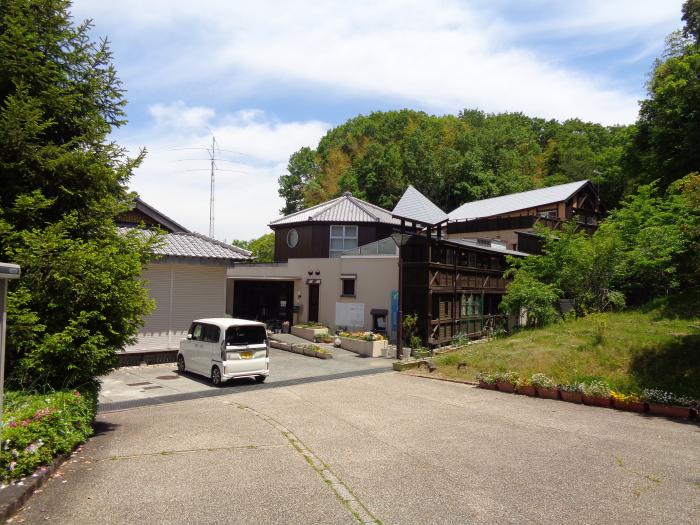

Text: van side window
xmin=203 ymin=324 xmax=221 ymax=343
xmin=191 ymin=324 xmax=204 ymax=341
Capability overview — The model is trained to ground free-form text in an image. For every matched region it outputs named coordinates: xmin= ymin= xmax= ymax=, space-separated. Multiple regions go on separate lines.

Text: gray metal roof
xmin=448 ymin=180 xmax=590 ymax=221
xmin=269 ymin=192 xmax=399 ymax=226
xmin=392 ymin=185 xmax=448 ymax=225
xmin=450 ymin=238 xmax=528 ymax=257
xmin=121 ymin=228 xmax=251 ymax=261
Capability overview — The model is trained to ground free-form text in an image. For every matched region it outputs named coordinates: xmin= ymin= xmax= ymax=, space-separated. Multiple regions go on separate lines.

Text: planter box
xmin=612 ymin=399 xmax=647 ymax=413
xmin=582 ymin=395 xmax=611 ymax=408
xmin=648 ymin=403 xmax=693 ymax=419
xmin=536 ymin=387 xmax=560 ymax=400
xmin=291 ymin=326 xmax=328 ymax=341
xmin=478 ymin=380 xmax=497 ymax=390
xmin=340 ymin=337 xmax=387 ymax=357
xmin=517 ymin=385 xmax=537 ymax=397
xmin=496 ymin=381 xmax=516 ymax=393
xmin=560 ymin=390 xmax=583 ymax=404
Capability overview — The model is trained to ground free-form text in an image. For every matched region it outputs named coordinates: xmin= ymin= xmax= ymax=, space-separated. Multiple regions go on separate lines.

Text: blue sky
xmin=72 ymin=0 xmax=685 ymax=241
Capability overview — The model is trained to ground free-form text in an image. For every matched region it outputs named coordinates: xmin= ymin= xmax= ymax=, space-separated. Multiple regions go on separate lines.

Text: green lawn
xmin=432 ymin=294 xmax=700 ymax=398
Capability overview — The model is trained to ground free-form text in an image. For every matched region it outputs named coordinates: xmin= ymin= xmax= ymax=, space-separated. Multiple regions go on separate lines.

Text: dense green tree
xmin=0 ymin=0 xmax=156 ymax=390
xmin=231 ymin=232 xmax=274 ymax=262
xmin=635 ymin=2 xmax=700 ymax=191
xmin=280 ymin=109 xmax=632 ymax=214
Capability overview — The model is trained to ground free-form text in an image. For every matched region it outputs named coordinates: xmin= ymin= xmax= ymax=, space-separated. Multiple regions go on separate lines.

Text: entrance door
xmin=308 ymin=284 xmax=320 ymax=323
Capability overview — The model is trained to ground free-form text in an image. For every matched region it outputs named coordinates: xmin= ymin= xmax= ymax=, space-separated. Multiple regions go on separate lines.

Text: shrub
xmin=531 ymin=373 xmax=555 ymax=389
xmin=0 ymin=390 xmax=96 ymax=482
xmin=610 ymin=390 xmax=643 ymax=403
xmin=452 ymin=332 xmax=470 ymax=348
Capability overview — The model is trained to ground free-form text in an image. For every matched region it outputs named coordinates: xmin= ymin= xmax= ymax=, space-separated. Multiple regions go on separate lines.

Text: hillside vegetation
xmin=432 ymin=294 xmax=700 ymax=399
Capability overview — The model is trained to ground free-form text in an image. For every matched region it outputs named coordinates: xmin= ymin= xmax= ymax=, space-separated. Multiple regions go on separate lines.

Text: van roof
xmin=193 ymin=318 xmax=267 ymax=328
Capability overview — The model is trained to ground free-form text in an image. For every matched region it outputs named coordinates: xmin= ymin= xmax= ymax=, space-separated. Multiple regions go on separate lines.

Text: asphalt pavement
xmin=10 ymin=348 xmax=700 ymax=524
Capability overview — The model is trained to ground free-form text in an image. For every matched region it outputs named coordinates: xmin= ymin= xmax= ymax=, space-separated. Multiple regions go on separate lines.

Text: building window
xmin=341 ymin=275 xmax=356 ymax=297
xmin=329 ymin=225 xmax=358 ymax=258
xmin=286 ymin=228 xmax=299 ymax=248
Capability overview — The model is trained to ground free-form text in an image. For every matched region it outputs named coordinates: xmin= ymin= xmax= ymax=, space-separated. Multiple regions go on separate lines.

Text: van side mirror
xmin=186 ymin=333 xmax=192 ymax=340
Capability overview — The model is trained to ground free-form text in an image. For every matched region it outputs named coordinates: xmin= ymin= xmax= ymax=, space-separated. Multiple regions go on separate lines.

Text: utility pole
xmin=209 ymin=134 xmax=217 ymax=238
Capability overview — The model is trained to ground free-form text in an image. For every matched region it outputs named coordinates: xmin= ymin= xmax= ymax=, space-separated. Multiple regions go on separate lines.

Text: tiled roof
xmin=392 ymin=185 xmax=448 ymax=225
xmin=269 ymin=192 xmax=399 ymax=226
xmin=448 ymin=180 xmax=590 ymax=221
xmin=121 ymin=228 xmax=251 ymax=261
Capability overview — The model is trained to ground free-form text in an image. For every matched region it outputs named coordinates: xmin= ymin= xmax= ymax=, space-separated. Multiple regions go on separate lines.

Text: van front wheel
xmin=211 ymin=366 xmax=222 ymax=386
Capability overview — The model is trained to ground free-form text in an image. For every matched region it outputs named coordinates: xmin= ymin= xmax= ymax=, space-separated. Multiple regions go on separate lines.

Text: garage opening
xmin=232 ymin=280 xmax=294 ymax=331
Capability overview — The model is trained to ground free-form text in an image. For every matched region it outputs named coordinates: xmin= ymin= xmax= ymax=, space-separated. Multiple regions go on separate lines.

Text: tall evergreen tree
xmin=0 ymin=0 xmax=156 ymax=390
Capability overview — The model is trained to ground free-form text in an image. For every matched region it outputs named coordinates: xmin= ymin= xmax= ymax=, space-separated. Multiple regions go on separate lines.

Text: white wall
xmin=127 ymin=262 xmax=227 ymax=351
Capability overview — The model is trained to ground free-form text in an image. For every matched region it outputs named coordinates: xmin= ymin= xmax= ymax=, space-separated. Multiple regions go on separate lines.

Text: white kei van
xmin=177 ymin=318 xmax=270 ymax=386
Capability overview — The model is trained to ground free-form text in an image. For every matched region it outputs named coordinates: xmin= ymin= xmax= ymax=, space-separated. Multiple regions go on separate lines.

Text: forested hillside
xmin=279 ymin=110 xmax=634 ymax=214
xmin=279 ymin=1 xmax=700 ymax=218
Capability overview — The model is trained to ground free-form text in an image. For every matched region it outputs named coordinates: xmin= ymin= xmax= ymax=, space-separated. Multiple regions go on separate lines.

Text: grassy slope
xmin=433 ymin=293 xmax=700 ymax=398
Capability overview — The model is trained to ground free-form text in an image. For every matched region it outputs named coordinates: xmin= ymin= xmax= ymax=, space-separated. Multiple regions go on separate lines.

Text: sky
xmin=71 ymin=0 xmax=686 ymax=242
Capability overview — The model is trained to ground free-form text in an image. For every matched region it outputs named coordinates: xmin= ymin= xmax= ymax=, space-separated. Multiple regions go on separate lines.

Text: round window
xmin=286 ymin=228 xmax=299 ymax=248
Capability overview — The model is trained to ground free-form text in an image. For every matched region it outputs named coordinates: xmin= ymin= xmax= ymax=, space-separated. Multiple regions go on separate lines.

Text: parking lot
xmin=12 ymin=348 xmax=700 ymax=524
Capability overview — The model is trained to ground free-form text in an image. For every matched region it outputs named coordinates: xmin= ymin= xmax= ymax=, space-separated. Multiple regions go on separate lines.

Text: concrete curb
xmin=0 ymin=449 xmax=75 ymax=523
xmin=402 ymin=370 xmax=478 ymax=386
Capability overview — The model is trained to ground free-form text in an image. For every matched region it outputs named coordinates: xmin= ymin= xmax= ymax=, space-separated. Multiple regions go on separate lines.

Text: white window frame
xmin=329 ymin=225 xmax=358 ymax=258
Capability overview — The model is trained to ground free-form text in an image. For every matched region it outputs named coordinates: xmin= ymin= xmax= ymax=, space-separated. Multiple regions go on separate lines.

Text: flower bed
xmin=291 ymin=324 xmax=329 ymax=342
xmin=339 ymin=336 xmax=387 ymax=357
xmin=472 ymin=370 xmax=698 ymax=420
xmin=270 ymin=340 xmax=332 ymax=359
xmin=1 ymin=390 xmax=96 ymax=482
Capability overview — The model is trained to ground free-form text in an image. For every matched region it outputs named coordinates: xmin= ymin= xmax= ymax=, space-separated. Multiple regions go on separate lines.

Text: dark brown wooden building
xmin=400 ymin=235 xmax=525 ymax=346
xmin=446 ymin=179 xmax=604 ymax=252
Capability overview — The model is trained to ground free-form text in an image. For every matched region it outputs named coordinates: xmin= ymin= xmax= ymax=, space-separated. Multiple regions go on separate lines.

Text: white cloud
xmin=119 ymin=104 xmax=329 ymax=240
xmin=73 ymin=0 xmax=684 ymax=124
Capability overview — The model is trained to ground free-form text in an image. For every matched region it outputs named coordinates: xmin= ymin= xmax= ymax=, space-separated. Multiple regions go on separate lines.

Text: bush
xmin=643 ymin=388 xmax=696 ymax=407
xmin=0 ymin=390 xmax=96 ymax=482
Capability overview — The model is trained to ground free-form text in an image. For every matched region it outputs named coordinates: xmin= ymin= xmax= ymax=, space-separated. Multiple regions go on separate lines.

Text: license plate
xmin=240 ymin=351 xmax=253 ymax=359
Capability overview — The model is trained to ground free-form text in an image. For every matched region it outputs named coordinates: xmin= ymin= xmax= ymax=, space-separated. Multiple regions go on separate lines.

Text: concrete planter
xmin=291 ymin=325 xmax=328 ymax=341
xmin=648 ymin=403 xmax=693 ymax=419
xmin=536 ymin=387 xmax=560 ymax=400
xmin=340 ymin=337 xmax=387 ymax=357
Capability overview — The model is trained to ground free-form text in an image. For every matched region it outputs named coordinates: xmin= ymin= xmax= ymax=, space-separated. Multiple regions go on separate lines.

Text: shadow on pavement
xmin=99 ymin=366 xmax=393 ymax=413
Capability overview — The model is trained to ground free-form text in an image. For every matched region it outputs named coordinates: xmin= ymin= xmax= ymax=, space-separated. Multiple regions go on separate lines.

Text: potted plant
xmin=580 ymin=380 xmax=612 ymax=407
xmin=531 ymin=373 xmax=559 ymax=400
xmin=643 ymin=389 xmax=696 ymax=419
xmin=559 ymin=383 xmax=583 ymax=404
xmin=610 ymin=391 xmax=647 ymax=413
xmin=475 ymin=371 xmax=497 ymax=390
xmin=515 ymin=377 xmax=536 ymax=397
xmin=495 ymin=371 xmax=518 ymax=393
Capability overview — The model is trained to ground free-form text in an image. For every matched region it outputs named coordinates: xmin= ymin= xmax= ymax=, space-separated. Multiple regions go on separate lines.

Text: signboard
xmin=335 ymin=302 xmax=365 ymax=329
xmin=390 ymin=289 xmax=398 ymax=343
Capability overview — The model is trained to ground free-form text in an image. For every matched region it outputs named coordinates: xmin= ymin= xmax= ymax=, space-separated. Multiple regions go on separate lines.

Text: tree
xmin=231 ymin=233 xmax=274 ymax=262
xmin=0 ymin=0 xmax=155 ymax=390
xmin=635 ymin=2 xmax=700 ymax=191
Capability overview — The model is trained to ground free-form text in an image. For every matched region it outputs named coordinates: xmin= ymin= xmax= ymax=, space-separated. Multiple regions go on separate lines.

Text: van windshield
xmin=225 ymin=325 xmax=267 ymax=346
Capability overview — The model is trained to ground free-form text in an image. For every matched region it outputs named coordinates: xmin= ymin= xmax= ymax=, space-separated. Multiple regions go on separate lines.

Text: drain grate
xmin=155 ymin=376 xmax=180 ymax=380
xmin=143 ymin=385 xmax=163 ymax=390
xmin=126 ymin=382 xmax=151 ymax=387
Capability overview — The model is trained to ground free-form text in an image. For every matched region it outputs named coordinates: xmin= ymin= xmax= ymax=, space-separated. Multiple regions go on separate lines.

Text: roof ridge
xmin=347 ymin=195 xmax=381 ymax=221
xmin=270 ymin=196 xmax=340 ymax=225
